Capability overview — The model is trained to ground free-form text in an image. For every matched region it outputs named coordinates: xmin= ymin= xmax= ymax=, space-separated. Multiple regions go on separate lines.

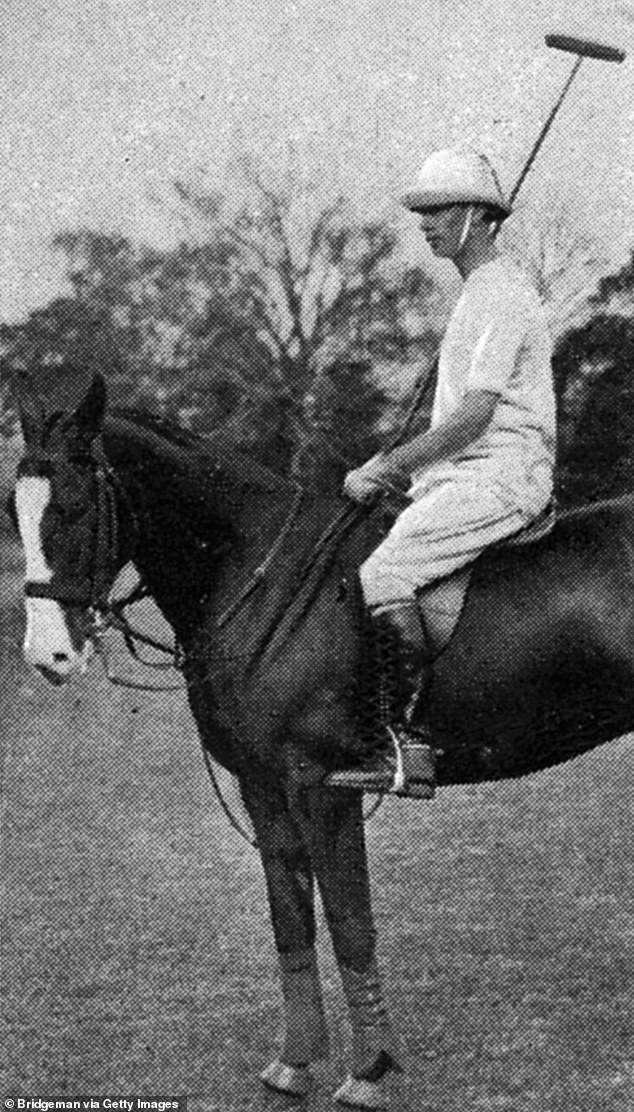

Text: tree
xmin=171 ymin=167 xmax=440 ymax=476
xmin=591 ymin=249 xmax=634 ymax=317
xmin=0 ymin=232 xmax=168 ymax=420
xmin=1 ymin=170 xmax=440 ymax=489
xmin=502 ymin=202 xmax=611 ymax=338
xmin=553 ymin=248 xmax=634 ymax=503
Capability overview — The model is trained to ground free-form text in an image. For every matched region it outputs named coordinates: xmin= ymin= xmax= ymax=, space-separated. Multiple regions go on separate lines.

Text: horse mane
xmin=108 ymin=406 xmax=296 ymax=497
xmin=112 ymin=407 xmax=207 ymax=451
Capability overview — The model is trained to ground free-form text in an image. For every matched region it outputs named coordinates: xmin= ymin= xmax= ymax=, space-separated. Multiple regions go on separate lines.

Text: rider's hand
xmin=343 ymin=455 xmax=407 ymax=503
xmin=343 ymin=467 xmax=381 ymax=503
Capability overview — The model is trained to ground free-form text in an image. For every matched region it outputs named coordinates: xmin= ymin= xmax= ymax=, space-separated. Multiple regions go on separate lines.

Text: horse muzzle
xmin=36 ymin=663 xmax=74 ymax=687
xmin=23 ymin=597 xmax=93 ymax=682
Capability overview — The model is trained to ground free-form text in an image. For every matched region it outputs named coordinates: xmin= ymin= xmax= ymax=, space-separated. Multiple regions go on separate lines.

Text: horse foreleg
xmin=239 ymin=778 xmax=329 ymax=1095
xmin=298 ymin=787 xmax=401 ymax=1107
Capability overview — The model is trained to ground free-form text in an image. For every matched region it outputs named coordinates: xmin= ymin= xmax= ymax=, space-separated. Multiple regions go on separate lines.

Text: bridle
xmin=21 ymin=437 xmax=184 ymax=685
xmin=24 ymin=437 xmax=121 ymax=614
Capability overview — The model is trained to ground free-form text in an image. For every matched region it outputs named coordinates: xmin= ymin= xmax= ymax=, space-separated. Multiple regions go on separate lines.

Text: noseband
xmin=24 ymin=438 xmax=123 ymax=614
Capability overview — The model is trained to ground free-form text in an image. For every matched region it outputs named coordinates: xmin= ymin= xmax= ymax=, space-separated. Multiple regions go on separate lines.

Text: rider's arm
xmin=344 ymin=281 xmax=536 ymax=500
xmin=385 ymin=388 xmax=499 ymax=481
xmin=343 ymin=389 xmax=499 ymax=500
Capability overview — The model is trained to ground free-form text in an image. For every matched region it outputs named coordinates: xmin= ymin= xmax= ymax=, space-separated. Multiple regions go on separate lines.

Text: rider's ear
xmin=73 ymin=373 xmax=107 ymax=442
xmin=12 ymin=371 xmax=45 ymax=448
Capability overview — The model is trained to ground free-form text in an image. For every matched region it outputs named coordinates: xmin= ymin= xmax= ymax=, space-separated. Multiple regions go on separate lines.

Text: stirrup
xmin=386 ymin=728 xmax=436 ymax=799
xmin=324 ymin=731 xmax=436 ymax=797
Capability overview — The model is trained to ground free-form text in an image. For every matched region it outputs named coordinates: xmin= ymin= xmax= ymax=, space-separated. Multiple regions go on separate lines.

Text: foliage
xmin=591 ymin=250 xmax=634 ymax=316
xmin=554 ymin=249 xmax=634 ymax=503
xmin=502 ymin=203 xmax=610 ymax=338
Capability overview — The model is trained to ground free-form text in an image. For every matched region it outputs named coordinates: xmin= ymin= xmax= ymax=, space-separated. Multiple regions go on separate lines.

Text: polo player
xmin=329 ymin=147 xmax=556 ymax=798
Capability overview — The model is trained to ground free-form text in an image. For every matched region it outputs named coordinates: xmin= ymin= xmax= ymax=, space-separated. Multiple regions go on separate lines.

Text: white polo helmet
xmin=402 ymin=147 xmax=511 ymax=215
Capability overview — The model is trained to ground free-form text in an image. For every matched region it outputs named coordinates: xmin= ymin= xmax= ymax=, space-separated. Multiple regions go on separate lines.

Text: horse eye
xmin=51 ymin=498 xmax=88 ymax=525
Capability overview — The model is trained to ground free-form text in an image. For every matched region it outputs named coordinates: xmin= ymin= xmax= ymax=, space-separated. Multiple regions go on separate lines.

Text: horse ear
xmin=4 ymin=492 xmax=18 ymax=534
xmin=12 ymin=371 xmax=45 ymax=448
xmin=73 ymin=373 xmax=107 ymax=441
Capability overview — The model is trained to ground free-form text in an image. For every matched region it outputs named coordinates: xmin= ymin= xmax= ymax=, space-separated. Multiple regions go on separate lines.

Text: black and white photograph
xmin=1 ymin=2 xmax=633 ymax=1109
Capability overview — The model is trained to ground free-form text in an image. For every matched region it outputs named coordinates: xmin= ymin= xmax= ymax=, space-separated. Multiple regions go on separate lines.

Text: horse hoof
xmin=260 ymin=1058 xmax=313 ymax=1096
xmin=333 ymin=1074 xmax=389 ymax=1109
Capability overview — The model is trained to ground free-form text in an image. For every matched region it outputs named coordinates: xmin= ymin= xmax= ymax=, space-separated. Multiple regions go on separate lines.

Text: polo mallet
xmin=509 ymin=33 xmax=626 ymax=205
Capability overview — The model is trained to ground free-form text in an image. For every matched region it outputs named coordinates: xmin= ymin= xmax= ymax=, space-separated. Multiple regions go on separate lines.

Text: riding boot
xmin=327 ymin=601 xmax=436 ymax=798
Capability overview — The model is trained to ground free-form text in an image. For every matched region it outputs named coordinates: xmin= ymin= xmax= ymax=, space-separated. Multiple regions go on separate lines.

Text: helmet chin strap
xmin=458 ymin=205 xmax=474 ymax=251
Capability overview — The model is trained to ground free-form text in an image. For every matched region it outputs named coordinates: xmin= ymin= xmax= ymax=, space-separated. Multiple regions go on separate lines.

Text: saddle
xmin=419 ymin=500 xmax=557 ymax=656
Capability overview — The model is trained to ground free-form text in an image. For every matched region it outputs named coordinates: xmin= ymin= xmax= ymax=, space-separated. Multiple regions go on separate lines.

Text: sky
xmin=1 ymin=0 xmax=633 ymax=323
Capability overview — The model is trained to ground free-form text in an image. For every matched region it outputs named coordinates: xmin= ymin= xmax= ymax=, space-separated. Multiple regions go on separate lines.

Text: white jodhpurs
xmin=360 ymin=478 xmax=530 ymax=610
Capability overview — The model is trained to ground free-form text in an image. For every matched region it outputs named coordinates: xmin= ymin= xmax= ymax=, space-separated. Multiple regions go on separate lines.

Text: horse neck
xmin=102 ymin=416 xmax=299 ymax=636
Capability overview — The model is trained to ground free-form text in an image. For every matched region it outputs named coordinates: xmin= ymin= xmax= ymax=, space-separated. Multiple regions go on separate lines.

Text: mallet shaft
xmin=509 ymin=33 xmax=626 ymax=205
xmin=509 ymin=54 xmax=583 ymax=204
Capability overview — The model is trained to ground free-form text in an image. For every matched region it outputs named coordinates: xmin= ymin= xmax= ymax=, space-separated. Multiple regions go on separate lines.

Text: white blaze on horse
xmin=15 ymin=474 xmax=92 ymax=679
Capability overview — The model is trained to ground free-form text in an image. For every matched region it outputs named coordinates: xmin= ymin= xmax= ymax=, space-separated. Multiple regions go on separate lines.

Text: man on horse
xmin=329 ymin=146 xmax=556 ymax=798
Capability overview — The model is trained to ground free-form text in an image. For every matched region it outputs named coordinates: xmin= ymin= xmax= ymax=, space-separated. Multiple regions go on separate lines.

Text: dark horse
xmin=11 ymin=372 xmax=634 ymax=1108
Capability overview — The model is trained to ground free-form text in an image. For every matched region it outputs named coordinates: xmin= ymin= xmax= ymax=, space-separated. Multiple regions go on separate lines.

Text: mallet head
xmin=545 ymin=33 xmax=626 ymax=63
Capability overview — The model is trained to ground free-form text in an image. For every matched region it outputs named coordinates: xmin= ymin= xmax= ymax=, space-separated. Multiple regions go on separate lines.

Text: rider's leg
xmin=327 ymin=596 xmax=437 ymax=797
xmin=328 ymin=479 xmax=527 ymax=796
xmin=370 ymin=599 xmax=430 ymax=729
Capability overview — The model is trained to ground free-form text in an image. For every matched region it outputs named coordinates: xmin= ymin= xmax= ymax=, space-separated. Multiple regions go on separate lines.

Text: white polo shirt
xmin=410 ymin=256 xmax=556 ymax=515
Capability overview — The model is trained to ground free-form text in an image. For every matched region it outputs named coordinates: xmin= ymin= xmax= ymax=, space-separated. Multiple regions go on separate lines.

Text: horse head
xmin=11 ymin=372 xmax=121 ymax=683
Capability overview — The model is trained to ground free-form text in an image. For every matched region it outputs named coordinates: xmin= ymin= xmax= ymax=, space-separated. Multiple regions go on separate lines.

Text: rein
xmin=92 ymin=584 xmax=187 ymax=693
xmin=215 ymin=363 xmax=436 ymax=630
xmin=216 ymin=485 xmax=305 ymax=629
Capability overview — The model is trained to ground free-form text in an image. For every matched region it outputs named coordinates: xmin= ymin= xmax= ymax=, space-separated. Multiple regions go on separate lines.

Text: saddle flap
xmin=418 ymin=566 xmax=473 ymax=657
xmin=501 ymin=500 xmax=557 ymax=548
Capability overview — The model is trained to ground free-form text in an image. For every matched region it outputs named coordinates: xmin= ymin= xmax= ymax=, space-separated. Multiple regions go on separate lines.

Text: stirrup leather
xmin=386 ymin=725 xmax=406 ymax=793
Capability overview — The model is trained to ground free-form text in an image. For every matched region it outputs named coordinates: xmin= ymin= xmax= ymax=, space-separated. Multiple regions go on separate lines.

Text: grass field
xmin=1 ymin=536 xmax=633 ymax=1111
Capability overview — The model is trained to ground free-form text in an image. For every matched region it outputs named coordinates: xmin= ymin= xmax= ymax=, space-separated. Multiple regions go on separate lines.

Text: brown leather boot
xmin=326 ymin=601 xmax=436 ymax=798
